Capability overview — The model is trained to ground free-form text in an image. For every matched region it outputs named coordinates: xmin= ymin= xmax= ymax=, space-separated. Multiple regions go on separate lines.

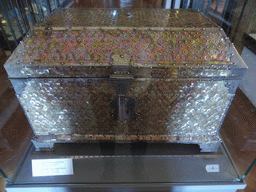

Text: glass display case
xmin=2 ymin=141 xmax=255 ymax=192
xmin=242 ymin=10 xmax=256 ymax=56
xmin=0 ymin=8 xmax=255 ymax=192
xmin=238 ymin=6 xmax=256 ymax=158
xmin=1 ymin=130 xmax=255 ymax=192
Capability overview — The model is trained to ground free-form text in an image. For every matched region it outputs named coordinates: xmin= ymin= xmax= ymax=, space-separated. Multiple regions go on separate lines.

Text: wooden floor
xmin=220 ymin=88 xmax=256 ymax=192
xmin=0 ymin=0 xmax=255 ymax=191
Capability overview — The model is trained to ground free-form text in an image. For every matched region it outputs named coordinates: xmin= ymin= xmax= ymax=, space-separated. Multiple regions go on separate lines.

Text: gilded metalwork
xmin=21 ymin=29 xmax=228 ymax=65
xmin=112 ymin=54 xmax=131 ymax=66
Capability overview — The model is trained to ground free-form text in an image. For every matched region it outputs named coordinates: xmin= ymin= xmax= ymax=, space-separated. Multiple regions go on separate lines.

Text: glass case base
xmin=6 ymin=142 xmax=246 ymax=192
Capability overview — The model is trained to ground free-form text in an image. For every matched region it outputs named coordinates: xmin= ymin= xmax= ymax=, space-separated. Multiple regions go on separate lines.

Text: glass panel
xmin=247 ymin=7 xmax=256 ymax=39
xmin=221 ymin=0 xmax=256 ymax=182
xmin=220 ymin=88 xmax=256 ymax=182
xmin=0 ymin=79 xmax=33 ymax=181
xmin=11 ymin=143 xmax=241 ymax=184
xmin=0 ymin=5 xmax=255 ymax=190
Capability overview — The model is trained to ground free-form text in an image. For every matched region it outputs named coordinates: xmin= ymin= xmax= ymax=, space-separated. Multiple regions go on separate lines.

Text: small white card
xmin=206 ymin=164 xmax=220 ymax=172
xmin=32 ymin=158 xmax=74 ymax=177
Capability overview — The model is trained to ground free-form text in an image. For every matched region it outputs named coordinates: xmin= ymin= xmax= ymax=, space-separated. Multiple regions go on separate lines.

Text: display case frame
xmin=4 ymin=136 xmax=255 ymax=192
xmin=1 ymin=8 xmax=255 ymax=192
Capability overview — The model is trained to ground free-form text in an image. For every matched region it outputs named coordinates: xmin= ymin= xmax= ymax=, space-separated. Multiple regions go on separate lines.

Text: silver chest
xmin=4 ymin=8 xmax=247 ymax=152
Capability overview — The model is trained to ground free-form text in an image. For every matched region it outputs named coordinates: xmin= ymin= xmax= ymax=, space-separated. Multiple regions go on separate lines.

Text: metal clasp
xmin=43 ymin=27 xmax=52 ymax=37
xmin=110 ymin=54 xmax=134 ymax=80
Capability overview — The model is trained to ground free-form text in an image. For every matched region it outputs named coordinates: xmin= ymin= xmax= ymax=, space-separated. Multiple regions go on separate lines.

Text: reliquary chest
xmin=4 ymin=8 xmax=247 ymax=152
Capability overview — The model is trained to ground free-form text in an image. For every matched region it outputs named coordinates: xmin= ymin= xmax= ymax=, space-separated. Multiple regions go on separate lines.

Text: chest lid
xmin=5 ymin=8 xmax=247 ymax=79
